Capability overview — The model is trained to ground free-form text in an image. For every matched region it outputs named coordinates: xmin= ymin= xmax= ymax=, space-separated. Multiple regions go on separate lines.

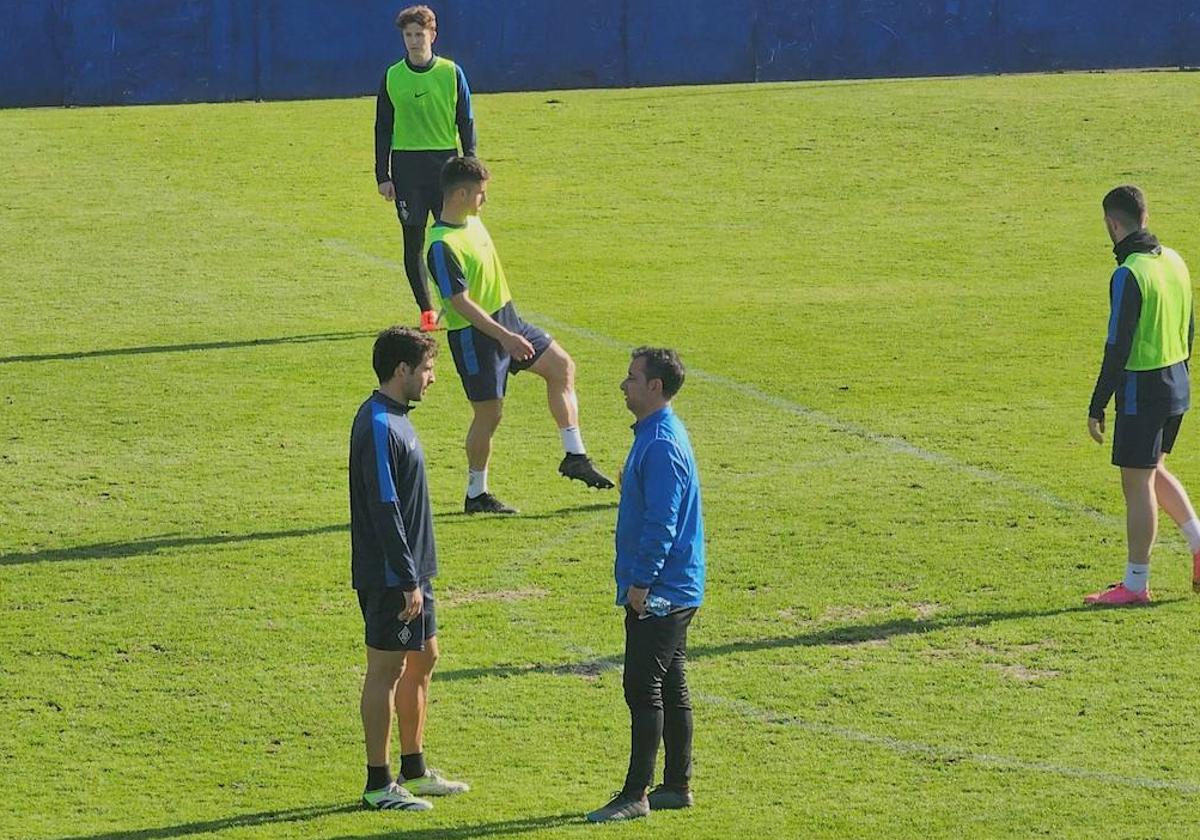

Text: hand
xmin=378 ymin=181 xmax=396 ymax=201
xmin=627 ymin=586 xmax=649 ymax=616
xmin=1088 ymin=416 xmax=1105 ymax=444
xmin=399 ymin=586 xmax=424 ymax=622
xmin=500 ymin=332 xmax=536 ymax=362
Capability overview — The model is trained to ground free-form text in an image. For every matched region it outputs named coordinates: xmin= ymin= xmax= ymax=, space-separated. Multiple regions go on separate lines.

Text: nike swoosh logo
xmin=414 ymin=91 xmax=428 ymax=98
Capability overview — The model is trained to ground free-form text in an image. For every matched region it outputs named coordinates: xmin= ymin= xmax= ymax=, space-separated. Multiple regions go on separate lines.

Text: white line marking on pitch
xmin=322 ymin=237 xmax=1114 ymax=526
xmin=550 ymin=642 xmax=1200 ymax=795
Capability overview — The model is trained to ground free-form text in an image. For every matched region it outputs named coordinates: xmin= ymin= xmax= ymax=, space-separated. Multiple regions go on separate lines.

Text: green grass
xmin=4 ymin=70 xmax=1200 ymax=838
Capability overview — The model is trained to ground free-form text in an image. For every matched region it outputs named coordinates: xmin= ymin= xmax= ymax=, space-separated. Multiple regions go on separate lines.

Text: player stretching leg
xmin=426 ymin=156 xmax=614 ymax=514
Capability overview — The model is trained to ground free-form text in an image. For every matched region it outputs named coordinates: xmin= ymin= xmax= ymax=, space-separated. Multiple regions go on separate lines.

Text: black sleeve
xmin=455 ymin=65 xmax=476 ymax=156
xmin=426 ymin=239 xmax=469 ymax=299
xmin=1189 ymin=309 xmax=1194 ymax=362
xmin=1089 ymin=267 xmax=1141 ymax=420
xmin=358 ymin=431 xmax=419 ymax=589
xmin=374 ymin=73 xmax=394 ymax=184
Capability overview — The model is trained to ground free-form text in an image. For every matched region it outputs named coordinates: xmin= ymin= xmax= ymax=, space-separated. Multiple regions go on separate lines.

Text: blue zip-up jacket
xmin=614 ymin=406 xmax=705 ymax=608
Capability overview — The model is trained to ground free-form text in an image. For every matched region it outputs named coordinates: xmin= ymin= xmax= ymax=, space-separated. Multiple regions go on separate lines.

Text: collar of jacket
xmin=1113 ymin=229 xmax=1161 ymax=264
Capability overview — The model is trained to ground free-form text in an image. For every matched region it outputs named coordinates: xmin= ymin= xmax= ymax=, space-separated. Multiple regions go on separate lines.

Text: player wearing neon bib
xmin=1084 ymin=185 xmax=1200 ymax=605
xmin=425 ymin=157 xmax=615 ymax=514
xmin=374 ymin=5 xmax=475 ymax=333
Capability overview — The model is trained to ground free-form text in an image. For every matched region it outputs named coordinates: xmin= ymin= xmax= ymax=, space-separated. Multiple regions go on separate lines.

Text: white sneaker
xmin=402 ymin=768 xmax=470 ymax=796
xmin=361 ymin=781 xmax=433 ymax=811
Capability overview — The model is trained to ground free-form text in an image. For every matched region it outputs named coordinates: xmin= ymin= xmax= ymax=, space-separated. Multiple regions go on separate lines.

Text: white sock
xmin=1123 ymin=561 xmax=1150 ymax=593
xmin=560 ymin=425 xmax=586 ymax=456
xmin=467 ymin=468 xmax=488 ymax=499
xmin=1180 ymin=518 xmax=1200 ymax=554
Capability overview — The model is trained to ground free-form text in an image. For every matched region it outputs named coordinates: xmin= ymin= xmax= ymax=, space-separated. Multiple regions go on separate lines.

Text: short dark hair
xmin=396 ymin=5 xmax=436 ymax=30
xmin=632 ymin=346 xmax=685 ymax=399
xmin=441 ymin=156 xmax=490 ymax=194
xmin=373 ymin=326 xmax=437 ymax=383
xmin=1103 ymin=185 xmax=1147 ymax=229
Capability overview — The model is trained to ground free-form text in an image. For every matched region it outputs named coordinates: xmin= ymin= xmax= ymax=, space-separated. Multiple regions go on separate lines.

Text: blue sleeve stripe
xmin=460 ymin=327 xmax=480 ymax=375
xmin=431 ymin=241 xmax=455 ymax=299
xmin=371 ymin=402 xmax=399 ymax=503
xmin=1124 ymin=373 xmax=1138 ymax=416
xmin=1107 ymin=268 xmax=1130 ymax=344
xmin=457 ymin=65 xmax=474 ymax=119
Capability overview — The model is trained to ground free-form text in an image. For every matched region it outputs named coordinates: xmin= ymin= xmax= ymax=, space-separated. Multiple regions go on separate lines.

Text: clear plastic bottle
xmin=645 ymin=594 xmax=672 ymax=617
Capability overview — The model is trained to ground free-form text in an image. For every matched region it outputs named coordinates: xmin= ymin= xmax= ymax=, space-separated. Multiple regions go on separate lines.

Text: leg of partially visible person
xmin=1152 ymin=416 xmax=1200 ymax=587
xmin=659 ymin=610 xmax=696 ymax=802
xmin=1121 ymin=465 xmax=1157 ymax=590
xmin=401 ymin=222 xmax=435 ymax=316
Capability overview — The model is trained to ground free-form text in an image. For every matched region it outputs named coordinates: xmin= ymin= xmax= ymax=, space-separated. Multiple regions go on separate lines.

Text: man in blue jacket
xmin=587 ymin=347 xmax=706 ymax=823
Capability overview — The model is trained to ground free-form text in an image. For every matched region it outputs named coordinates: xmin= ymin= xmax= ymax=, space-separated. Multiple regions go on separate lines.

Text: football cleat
xmin=585 ymin=791 xmax=650 ymax=823
xmin=647 ymin=784 xmax=693 ymax=810
xmin=361 ymin=782 xmax=433 ymax=811
xmin=401 ymin=768 xmax=470 ymax=796
xmin=558 ymin=454 xmax=614 ymax=489
xmin=1083 ymin=582 xmax=1151 ymax=606
xmin=464 ymin=492 xmax=518 ymax=515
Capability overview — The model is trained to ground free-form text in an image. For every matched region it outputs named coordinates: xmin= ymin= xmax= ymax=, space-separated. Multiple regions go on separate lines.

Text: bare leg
xmin=361 ymin=646 xmax=407 ymax=766
xmin=1155 ymin=456 xmax=1198 ymax=527
xmin=395 ymin=637 xmax=440 ymax=755
xmin=466 ymin=399 xmax=503 ymax=471
xmin=529 ymin=341 xmax=578 ymax=429
xmin=1121 ymin=466 xmax=1158 ymax=564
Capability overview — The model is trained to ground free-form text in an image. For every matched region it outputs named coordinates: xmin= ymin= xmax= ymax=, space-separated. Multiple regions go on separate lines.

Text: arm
xmin=426 ymin=240 xmax=534 ymax=359
xmin=455 ymin=65 xmax=476 ymax=156
xmin=359 ymin=426 xmax=419 ymax=589
xmin=374 ymin=73 xmax=394 ymax=187
xmin=1088 ymin=267 xmax=1141 ymax=421
xmin=628 ymin=440 xmax=688 ymax=589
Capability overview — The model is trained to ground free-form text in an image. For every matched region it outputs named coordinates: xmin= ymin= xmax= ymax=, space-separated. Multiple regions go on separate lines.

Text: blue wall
xmin=3 ymin=1 xmax=1199 ymax=107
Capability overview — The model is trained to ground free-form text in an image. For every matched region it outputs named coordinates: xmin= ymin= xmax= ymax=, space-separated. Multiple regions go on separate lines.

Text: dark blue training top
xmin=1088 ymin=230 xmax=1193 ymax=420
xmin=348 ymin=390 xmax=437 ymax=590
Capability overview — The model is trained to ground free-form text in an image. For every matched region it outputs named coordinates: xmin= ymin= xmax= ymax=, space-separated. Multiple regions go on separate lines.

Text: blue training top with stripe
xmin=348 ymin=391 xmax=437 ymax=590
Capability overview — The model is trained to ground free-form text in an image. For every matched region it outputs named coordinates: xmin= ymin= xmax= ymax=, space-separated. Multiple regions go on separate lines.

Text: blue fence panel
xmin=0 ymin=2 xmax=64 ymax=107
xmin=257 ymin=0 xmax=397 ymax=101
xmin=2 ymin=0 xmax=1199 ymax=108
xmin=626 ymin=0 xmax=756 ymax=86
xmin=60 ymin=0 xmax=256 ymax=106
xmin=1000 ymin=0 xmax=1184 ymax=72
xmin=436 ymin=0 xmax=624 ymax=91
xmin=756 ymin=1 xmax=1000 ymax=82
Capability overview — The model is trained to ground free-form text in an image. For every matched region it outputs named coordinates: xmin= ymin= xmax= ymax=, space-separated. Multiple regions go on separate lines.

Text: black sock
xmin=400 ymin=751 xmax=426 ymax=781
xmin=366 ymin=764 xmax=392 ymax=791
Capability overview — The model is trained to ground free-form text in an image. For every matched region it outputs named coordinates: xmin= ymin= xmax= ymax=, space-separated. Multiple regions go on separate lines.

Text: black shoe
xmin=585 ymin=791 xmax=650 ymax=823
xmin=647 ymin=784 xmax=693 ymax=810
xmin=464 ymin=492 xmax=518 ymax=515
xmin=558 ymin=454 xmax=614 ymax=489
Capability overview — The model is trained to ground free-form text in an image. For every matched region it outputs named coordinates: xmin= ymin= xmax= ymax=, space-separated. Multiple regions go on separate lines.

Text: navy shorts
xmin=357 ymin=579 xmax=437 ymax=651
xmin=447 ymin=303 xmax=552 ymax=401
xmin=390 ymin=150 xmax=455 ymax=227
xmin=1112 ymin=410 xmax=1183 ymax=468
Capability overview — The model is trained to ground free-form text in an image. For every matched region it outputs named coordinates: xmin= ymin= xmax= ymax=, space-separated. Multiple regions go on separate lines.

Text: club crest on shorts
xmin=398 ymin=624 xmax=413 ymax=645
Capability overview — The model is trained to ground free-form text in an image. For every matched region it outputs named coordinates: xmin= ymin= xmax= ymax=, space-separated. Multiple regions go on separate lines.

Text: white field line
xmin=551 ymin=642 xmax=1200 ymax=795
xmin=324 ymin=237 xmax=1116 ymax=526
xmin=326 ymin=240 xmax=1200 ymax=796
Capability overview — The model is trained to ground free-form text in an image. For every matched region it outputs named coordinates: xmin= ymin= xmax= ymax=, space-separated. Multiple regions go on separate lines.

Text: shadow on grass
xmin=56 ymin=808 xmax=581 ymax=840
xmin=326 ymin=812 xmax=581 ymax=839
xmin=435 ymin=601 xmax=1178 ymax=683
xmin=55 ymin=803 xmax=360 ymax=840
xmin=435 ymin=500 xmax=619 ymax=522
xmin=0 ymin=331 xmax=373 ymax=365
xmin=1 ymin=524 xmax=347 ymax=566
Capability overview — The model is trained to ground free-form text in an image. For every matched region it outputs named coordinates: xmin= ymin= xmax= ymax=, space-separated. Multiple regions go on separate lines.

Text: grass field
xmin=4 ymin=70 xmax=1200 ymax=839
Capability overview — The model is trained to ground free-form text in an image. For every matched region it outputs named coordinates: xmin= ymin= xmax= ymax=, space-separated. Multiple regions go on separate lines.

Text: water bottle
xmin=645 ymin=594 xmax=672 ymax=617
